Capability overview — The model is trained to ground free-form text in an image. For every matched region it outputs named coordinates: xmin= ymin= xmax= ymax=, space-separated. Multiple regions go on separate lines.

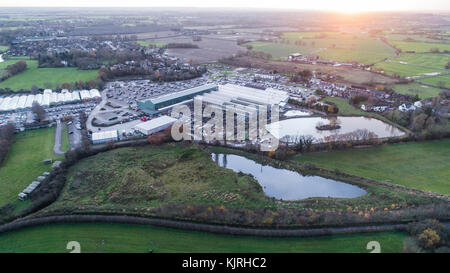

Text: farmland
xmin=373 ymin=52 xmax=450 ymax=88
xmin=246 ymin=33 xmax=396 ymax=64
xmin=0 ymin=59 xmax=98 ymax=91
xmin=416 ymin=74 xmax=450 ymax=88
xmin=388 ymin=40 xmax=450 ymax=53
xmin=0 ymin=127 xmax=63 ymax=205
xmin=294 ymin=140 xmax=450 ymax=195
xmin=137 ymin=40 xmax=167 ymax=47
xmin=390 ymin=82 xmax=444 ymax=99
xmin=0 ymin=223 xmax=407 ymax=253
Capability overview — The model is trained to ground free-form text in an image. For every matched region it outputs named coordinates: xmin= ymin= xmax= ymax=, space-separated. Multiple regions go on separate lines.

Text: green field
xmin=384 ymin=34 xmax=450 ymax=44
xmin=0 ymin=223 xmax=406 ymax=253
xmin=0 ymin=59 xmax=98 ymax=91
xmin=137 ymin=40 xmax=167 ymax=47
xmin=0 ymin=46 xmax=8 ymax=53
xmin=294 ymin=140 xmax=450 ymax=195
xmin=416 ymin=74 xmax=450 ymax=88
xmin=390 ymin=83 xmax=443 ymax=99
xmin=389 ymin=40 xmax=450 ymax=53
xmin=246 ymin=33 xmax=396 ymax=64
xmin=374 ymin=61 xmax=445 ymax=78
xmin=0 ymin=127 xmax=62 ymax=204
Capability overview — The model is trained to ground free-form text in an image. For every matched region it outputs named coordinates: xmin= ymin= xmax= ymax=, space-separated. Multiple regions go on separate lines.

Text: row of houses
xmin=0 ymin=89 xmax=101 ymax=112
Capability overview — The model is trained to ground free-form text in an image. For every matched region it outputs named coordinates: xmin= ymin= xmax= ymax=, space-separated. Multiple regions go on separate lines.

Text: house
xmin=413 ymin=101 xmax=423 ymax=109
xmin=373 ymin=104 xmax=390 ymax=112
xmin=399 ymin=102 xmax=416 ymax=112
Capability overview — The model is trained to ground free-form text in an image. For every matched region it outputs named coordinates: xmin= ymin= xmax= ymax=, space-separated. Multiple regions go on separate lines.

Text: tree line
xmin=0 ymin=122 xmax=15 ymax=166
xmin=1 ymin=60 xmax=27 ymax=82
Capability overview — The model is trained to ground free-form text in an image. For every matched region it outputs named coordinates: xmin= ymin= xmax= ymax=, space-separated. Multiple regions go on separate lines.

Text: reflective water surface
xmin=212 ymin=153 xmax=367 ymax=200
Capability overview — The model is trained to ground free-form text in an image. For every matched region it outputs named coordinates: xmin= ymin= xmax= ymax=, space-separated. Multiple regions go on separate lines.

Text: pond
xmin=283 ymin=110 xmax=311 ymax=117
xmin=266 ymin=116 xmax=405 ymax=142
xmin=211 ymin=153 xmax=366 ymax=200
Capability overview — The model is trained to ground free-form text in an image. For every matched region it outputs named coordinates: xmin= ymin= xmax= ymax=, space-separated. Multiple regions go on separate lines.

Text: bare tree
xmin=32 ymin=102 xmax=46 ymax=122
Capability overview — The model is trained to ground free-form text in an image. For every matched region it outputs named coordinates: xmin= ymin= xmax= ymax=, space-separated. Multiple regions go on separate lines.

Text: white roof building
xmin=64 ymin=92 xmax=73 ymax=103
xmin=25 ymin=94 xmax=35 ymax=109
xmin=50 ymin=92 xmax=58 ymax=105
xmin=16 ymin=95 xmax=28 ymax=110
xmin=42 ymin=92 xmax=51 ymax=107
xmin=89 ymin=89 xmax=101 ymax=99
xmin=72 ymin=91 xmax=81 ymax=102
xmin=57 ymin=93 xmax=65 ymax=103
xmin=80 ymin=90 xmax=91 ymax=100
xmin=134 ymin=115 xmax=178 ymax=135
xmin=92 ymin=130 xmax=119 ymax=144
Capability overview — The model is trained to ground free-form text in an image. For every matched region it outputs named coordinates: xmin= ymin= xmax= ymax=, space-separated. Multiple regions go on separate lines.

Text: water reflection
xmin=266 ymin=116 xmax=404 ymax=142
xmin=212 ymin=153 xmax=366 ymax=200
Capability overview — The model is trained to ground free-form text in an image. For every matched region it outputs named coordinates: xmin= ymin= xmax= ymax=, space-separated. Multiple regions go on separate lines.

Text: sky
xmin=0 ymin=0 xmax=449 ymax=13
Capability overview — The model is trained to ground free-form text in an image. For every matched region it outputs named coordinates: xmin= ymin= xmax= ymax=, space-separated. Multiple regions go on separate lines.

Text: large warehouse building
xmin=194 ymin=84 xmax=289 ymax=117
xmin=0 ymin=89 xmax=100 ymax=113
xmin=137 ymin=84 xmax=218 ymax=113
xmin=134 ymin=115 xmax=178 ymax=135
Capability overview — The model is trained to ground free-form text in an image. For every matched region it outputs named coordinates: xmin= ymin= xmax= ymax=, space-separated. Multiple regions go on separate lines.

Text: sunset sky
xmin=0 ymin=0 xmax=449 ymax=13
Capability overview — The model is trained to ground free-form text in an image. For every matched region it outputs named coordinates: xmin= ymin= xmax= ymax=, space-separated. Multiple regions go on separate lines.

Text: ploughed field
xmin=0 ymin=223 xmax=406 ymax=253
xmin=37 ymin=143 xmax=443 ymax=227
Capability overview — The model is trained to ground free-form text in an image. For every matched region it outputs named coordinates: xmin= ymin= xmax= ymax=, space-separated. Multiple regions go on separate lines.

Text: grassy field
xmin=137 ymin=40 xmax=167 ymax=47
xmin=416 ymin=74 xmax=450 ymax=88
xmin=246 ymin=33 xmax=396 ymax=64
xmin=390 ymin=83 xmax=443 ymax=99
xmin=0 ymin=46 xmax=8 ymax=53
xmin=374 ymin=61 xmax=445 ymax=78
xmin=50 ymin=144 xmax=270 ymax=210
xmin=0 ymin=127 xmax=63 ymax=204
xmin=389 ymin=40 xmax=450 ymax=53
xmin=294 ymin=140 xmax=450 ymax=195
xmin=0 ymin=223 xmax=407 ymax=253
xmin=0 ymin=59 xmax=98 ymax=91
xmin=384 ymin=34 xmax=450 ymax=44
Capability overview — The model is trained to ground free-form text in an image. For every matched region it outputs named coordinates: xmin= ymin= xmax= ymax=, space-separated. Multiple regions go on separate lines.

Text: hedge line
xmin=0 ymin=214 xmax=409 ymax=238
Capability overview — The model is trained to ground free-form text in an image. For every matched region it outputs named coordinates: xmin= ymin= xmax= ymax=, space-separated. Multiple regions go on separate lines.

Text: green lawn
xmin=0 ymin=223 xmax=406 ymax=253
xmin=0 ymin=59 xmax=98 ymax=91
xmin=0 ymin=127 xmax=63 ymax=204
xmin=390 ymin=83 xmax=443 ymax=99
xmin=0 ymin=46 xmax=8 ymax=53
xmin=294 ymin=140 xmax=450 ymax=195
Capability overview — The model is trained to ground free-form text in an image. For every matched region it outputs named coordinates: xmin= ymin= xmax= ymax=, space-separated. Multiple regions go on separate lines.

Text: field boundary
xmin=0 ymin=214 xmax=409 ymax=238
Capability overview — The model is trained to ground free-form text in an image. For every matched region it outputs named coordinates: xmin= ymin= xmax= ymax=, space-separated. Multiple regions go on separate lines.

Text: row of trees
xmin=1 ymin=60 xmax=27 ymax=82
xmin=0 ymin=122 xmax=15 ymax=165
